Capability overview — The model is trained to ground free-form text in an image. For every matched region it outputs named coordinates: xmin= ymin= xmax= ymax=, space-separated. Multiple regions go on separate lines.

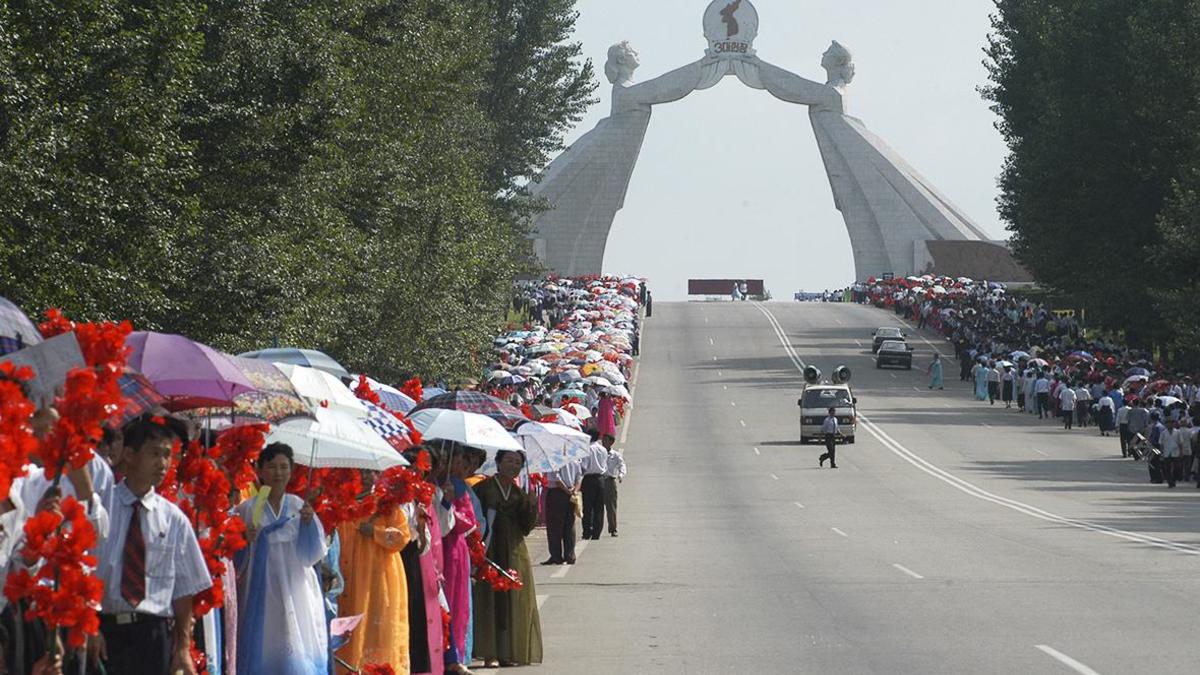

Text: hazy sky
xmin=565 ymin=0 xmax=1008 ymax=300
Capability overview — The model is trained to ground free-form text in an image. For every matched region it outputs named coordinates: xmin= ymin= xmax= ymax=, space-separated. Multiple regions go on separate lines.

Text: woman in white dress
xmin=235 ymin=442 xmax=328 ymax=675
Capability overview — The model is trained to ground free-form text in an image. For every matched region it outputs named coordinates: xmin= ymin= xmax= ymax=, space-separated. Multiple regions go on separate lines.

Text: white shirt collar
xmin=117 ymin=481 xmax=159 ymax=512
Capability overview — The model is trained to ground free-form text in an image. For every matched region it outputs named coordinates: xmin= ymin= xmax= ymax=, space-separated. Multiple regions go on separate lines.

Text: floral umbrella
xmin=411 ymin=391 xmax=529 ymax=430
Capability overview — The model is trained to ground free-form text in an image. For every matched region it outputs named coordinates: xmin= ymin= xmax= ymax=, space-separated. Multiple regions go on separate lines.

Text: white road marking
xmin=717 ymin=371 xmax=723 ymax=377
xmin=981 ymin=423 xmax=991 ymax=428
xmin=831 ymin=527 xmax=848 ymax=538
xmin=753 ymin=447 xmax=761 ymax=455
xmin=835 ymin=319 xmax=844 ymax=325
xmin=730 ymin=401 xmax=736 ymax=407
xmin=551 ymin=539 xmax=589 ymax=578
xmin=723 ymin=385 xmax=728 ymax=390
xmin=890 ymin=373 xmax=897 ymax=379
xmin=855 ymin=339 xmax=864 ymax=347
xmin=770 ymin=473 xmax=779 ymax=480
xmin=755 ymin=303 xmax=1200 ymax=558
xmin=618 ymin=359 xmax=642 ymax=446
xmin=794 ymin=501 xmax=805 ymax=509
xmin=1035 ymin=645 xmax=1102 ymax=675
xmin=752 ymin=303 xmax=806 ymax=370
xmin=704 ymin=317 xmax=709 ymax=323
xmin=912 ymin=386 xmax=922 ymax=392
xmin=712 ymin=356 xmax=717 ymax=361
xmin=709 ymin=337 xmax=714 ymax=346
xmin=537 ymin=595 xmax=549 ymax=610
xmin=1035 ymin=449 xmax=1049 ymax=457
xmin=943 ymin=404 xmax=954 ymax=408
xmin=891 ymin=315 xmax=946 ymax=357
xmin=892 ymin=564 xmax=925 ymax=580
xmin=739 ymin=420 xmax=746 ymax=427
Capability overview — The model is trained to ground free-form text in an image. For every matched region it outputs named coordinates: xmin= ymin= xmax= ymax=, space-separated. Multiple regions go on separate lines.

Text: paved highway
xmin=527 ymin=301 xmax=1200 ymax=674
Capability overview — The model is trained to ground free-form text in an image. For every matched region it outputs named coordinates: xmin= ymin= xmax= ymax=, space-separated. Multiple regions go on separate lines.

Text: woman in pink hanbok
xmin=442 ymin=447 xmax=484 ymax=674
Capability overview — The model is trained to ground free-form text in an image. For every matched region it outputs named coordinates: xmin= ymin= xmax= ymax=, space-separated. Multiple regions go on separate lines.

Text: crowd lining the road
xmin=0 ymin=275 xmax=645 ymax=675
xmin=857 ymin=277 xmax=1200 ymax=489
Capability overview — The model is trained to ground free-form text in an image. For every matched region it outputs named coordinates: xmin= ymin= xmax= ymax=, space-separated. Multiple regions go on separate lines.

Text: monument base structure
xmin=529 ymin=0 xmax=1008 ymax=281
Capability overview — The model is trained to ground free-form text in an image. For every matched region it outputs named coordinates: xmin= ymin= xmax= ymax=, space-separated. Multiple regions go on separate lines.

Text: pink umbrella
xmin=126 ymin=332 xmax=256 ymax=411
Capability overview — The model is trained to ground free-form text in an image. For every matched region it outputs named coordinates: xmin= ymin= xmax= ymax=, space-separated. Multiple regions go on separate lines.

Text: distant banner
xmin=688 ymin=279 xmax=765 ymax=296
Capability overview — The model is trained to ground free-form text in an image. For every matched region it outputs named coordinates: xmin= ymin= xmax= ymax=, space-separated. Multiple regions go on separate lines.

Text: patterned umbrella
xmin=189 ymin=356 xmax=313 ymax=425
xmin=410 ymin=391 xmax=529 ymax=430
xmin=0 ymin=297 xmax=41 ymax=356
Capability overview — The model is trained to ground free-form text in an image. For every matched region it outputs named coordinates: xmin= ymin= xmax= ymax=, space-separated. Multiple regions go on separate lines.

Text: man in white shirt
xmin=1058 ymin=384 xmax=1077 ymax=430
xmin=1160 ymin=419 xmax=1186 ymax=488
xmin=92 ymin=418 xmax=211 ymax=675
xmin=1074 ymin=384 xmax=1093 ymax=428
xmin=819 ymin=407 xmax=840 ymax=469
xmin=580 ymin=433 xmax=610 ymax=541
xmin=543 ymin=456 xmax=582 ymax=566
xmin=603 ymin=445 xmax=627 ymax=537
xmin=1116 ymin=399 xmax=1133 ymax=453
xmin=1035 ymin=374 xmax=1051 ymax=419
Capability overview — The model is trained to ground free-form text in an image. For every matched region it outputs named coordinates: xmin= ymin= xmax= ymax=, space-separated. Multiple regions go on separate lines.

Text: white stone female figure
xmin=745 ymin=42 xmax=991 ymax=280
xmin=528 ymin=42 xmax=714 ymax=276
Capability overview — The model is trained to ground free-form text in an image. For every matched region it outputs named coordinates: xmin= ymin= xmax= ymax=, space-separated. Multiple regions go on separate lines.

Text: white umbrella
xmin=561 ymin=402 xmax=592 ymax=420
xmin=605 ymin=385 xmax=631 ymax=400
xmin=583 ymin=376 xmax=613 ymax=387
xmin=512 ymin=422 xmax=592 ymax=473
xmin=268 ymin=407 xmax=408 ymax=471
xmin=539 ymin=408 xmax=584 ymax=430
xmin=276 ymin=363 xmax=368 ymax=419
xmin=406 ymin=409 xmax=522 ymax=456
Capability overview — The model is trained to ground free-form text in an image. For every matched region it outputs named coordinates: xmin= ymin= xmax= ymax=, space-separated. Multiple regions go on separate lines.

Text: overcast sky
xmin=564 ymin=0 xmax=1008 ymax=300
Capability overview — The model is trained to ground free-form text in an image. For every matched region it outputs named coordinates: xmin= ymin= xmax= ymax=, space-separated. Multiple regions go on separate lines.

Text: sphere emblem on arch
xmin=703 ymin=0 xmax=759 ymax=58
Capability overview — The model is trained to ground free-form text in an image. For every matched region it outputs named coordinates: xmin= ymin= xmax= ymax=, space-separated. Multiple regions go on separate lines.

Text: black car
xmin=875 ymin=340 xmax=914 ymax=369
xmin=871 ymin=327 xmax=906 ymax=353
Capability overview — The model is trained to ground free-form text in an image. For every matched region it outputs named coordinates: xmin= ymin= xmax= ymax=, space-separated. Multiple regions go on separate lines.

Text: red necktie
xmin=120 ymin=503 xmax=146 ymax=608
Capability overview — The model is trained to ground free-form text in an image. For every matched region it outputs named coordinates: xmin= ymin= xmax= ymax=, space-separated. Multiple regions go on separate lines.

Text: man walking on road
xmin=1126 ymin=401 xmax=1150 ymax=458
xmin=1058 ymin=383 xmax=1077 ymax=430
xmin=1161 ymin=418 xmax=1186 ymax=488
xmin=818 ymin=407 xmax=839 ymax=469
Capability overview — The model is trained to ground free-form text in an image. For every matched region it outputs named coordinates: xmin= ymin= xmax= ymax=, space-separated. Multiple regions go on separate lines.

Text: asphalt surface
xmin=523 ymin=301 xmax=1200 ymax=675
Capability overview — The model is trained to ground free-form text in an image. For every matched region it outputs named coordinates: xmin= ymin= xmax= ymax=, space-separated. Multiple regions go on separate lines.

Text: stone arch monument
xmin=529 ymin=0 xmax=1006 ymax=281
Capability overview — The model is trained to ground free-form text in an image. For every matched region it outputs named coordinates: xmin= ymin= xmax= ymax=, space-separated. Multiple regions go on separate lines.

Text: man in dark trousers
xmin=92 ymin=418 xmax=212 ymax=675
xmin=580 ymin=431 xmax=610 ymax=540
xmin=542 ymin=456 xmax=581 ymax=565
xmin=645 ymin=289 xmax=653 ymax=318
xmin=818 ymin=407 xmax=840 ymax=469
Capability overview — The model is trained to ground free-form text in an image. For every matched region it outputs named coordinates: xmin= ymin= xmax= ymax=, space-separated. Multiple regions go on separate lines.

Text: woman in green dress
xmin=473 ymin=450 xmax=543 ymax=667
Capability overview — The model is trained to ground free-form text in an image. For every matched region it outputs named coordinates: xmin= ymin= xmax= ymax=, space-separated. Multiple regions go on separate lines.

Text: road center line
xmin=892 ymin=564 xmax=924 ymax=580
xmin=831 ymin=527 xmax=848 ymax=537
xmin=1035 ymin=449 xmax=1049 ymax=457
xmin=770 ymin=473 xmax=779 ymax=480
xmin=730 ymin=401 xmax=736 ymax=407
xmin=1035 ymin=645 xmax=1102 ymax=675
xmin=739 ymin=420 xmax=746 ymax=427
xmin=794 ymin=501 xmax=805 ymax=509
xmin=709 ymin=337 xmax=715 ymax=346
xmin=754 ymin=303 xmax=1200 ymax=557
xmin=753 ymin=447 xmax=761 ymax=455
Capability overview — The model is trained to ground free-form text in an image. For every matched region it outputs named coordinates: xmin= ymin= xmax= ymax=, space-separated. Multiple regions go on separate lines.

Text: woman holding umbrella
xmin=473 ymin=450 xmax=542 ymax=668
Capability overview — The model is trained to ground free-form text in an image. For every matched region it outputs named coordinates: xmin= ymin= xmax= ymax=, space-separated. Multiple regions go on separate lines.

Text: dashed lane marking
xmin=770 ymin=473 xmax=779 ymax=481
xmin=831 ymin=527 xmax=848 ymax=537
xmin=892 ymin=564 xmax=925 ymax=580
xmin=1035 ymin=645 xmax=1102 ymax=675
xmin=794 ymin=502 xmax=805 ymax=509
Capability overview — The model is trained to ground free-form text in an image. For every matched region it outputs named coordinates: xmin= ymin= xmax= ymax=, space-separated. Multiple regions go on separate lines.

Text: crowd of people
xmin=863 ymin=276 xmax=1200 ymax=489
xmin=0 ymin=274 xmax=645 ymax=675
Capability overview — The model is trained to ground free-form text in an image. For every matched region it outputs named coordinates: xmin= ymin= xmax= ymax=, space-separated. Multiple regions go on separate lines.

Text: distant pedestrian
xmin=1001 ymin=367 xmax=1015 ymax=408
xmin=927 ymin=353 xmax=944 ymax=390
xmin=1161 ymin=418 xmax=1185 ymax=488
xmin=818 ymin=407 xmax=839 ymax=469
xmin=603 ymin=446 xmax=626 ymax=537
xmin=1058 ymin=383 xmax=1077 ymax=430
xmin=645 ymin=290 xmax=653 ymax=318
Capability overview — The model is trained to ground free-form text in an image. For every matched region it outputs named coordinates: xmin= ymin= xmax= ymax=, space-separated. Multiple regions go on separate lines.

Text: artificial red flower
xmin=0 ymin=363 xmax=36 ymax=497
xmin=400 ymin=377 xmax=423 ymax=405
xmin=360 ymin=665 xmax=396 ymax=675
xmin=4 ymin=496 xmax=102 ymax=649
xmin=466 ymin=530 xmax=523 ymax=592
xmin=289 ymin=468 xmax=376 ymax=533
xmin=353 ymin=375 xmax=382 ymax=407
xmin=213 ymin=424 xmax=269 ymax=493
xmin=36 ymin=309 xmax=75 ymax=338
xmin=40 ymin=366 xmax=124 ymax=477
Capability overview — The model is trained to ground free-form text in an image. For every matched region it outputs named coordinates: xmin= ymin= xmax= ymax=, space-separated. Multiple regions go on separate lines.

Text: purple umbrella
xmin=0 ymin=296 xmax=42 ymax=356
xmin=126 ymin=332 xmax=257 ymax=411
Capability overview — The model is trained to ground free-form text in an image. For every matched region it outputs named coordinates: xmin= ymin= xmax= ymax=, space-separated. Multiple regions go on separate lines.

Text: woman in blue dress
xmin=927 ymin=353 xmax=944 ymax=390
xmin=972 ymin=360 xmax=989 ymax=401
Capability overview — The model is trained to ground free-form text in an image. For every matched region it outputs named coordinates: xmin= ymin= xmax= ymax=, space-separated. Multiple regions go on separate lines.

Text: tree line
xmin=983 ymin=0 xmax=1200 ymax=362
xmin=0 ymin=0 xmax=595 ymax=382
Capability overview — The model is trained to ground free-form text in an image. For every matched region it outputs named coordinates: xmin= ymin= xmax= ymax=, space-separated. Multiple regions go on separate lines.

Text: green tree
xmin=982 ymin=0 xmax=1200 ymax=346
